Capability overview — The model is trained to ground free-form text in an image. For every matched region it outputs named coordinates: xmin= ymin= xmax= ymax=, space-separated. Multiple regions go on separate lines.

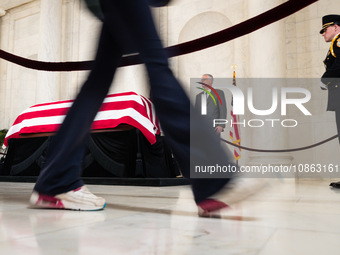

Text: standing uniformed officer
xmin=320 ymin=15 xmax=340 ymax=188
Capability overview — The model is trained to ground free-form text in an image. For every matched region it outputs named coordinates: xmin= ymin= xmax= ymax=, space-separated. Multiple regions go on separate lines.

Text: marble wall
xmin=0 ymin=0 xmax=339 ymax=173
xmin=0 ymin=0 xmax=40 ymax=130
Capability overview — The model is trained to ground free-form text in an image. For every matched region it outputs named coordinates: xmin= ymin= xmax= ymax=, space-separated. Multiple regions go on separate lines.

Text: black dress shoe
xmin=329 ymin=181 xmax=340 ymax=188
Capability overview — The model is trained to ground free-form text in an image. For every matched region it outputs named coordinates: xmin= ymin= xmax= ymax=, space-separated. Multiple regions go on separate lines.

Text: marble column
xmin=247 ymin=0 xmax=293 ymax=175
xmin=36 ymin=0 xmax=62 ymax=103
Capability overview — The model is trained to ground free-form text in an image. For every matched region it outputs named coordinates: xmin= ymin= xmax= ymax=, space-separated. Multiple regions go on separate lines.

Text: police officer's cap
xmin=320 ymin=14 xmax=340 ymax=34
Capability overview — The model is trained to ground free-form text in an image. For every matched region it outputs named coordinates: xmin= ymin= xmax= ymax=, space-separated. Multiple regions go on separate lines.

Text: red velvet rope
xmin=0 ymin=0 xmax=318 ymax=71
xmin=221 ymin=135 xmax=338 ymax=152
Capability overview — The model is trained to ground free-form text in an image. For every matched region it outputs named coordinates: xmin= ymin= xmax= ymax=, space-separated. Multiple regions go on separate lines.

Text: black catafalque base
xmin=0 ymin=129 xmax=189 ymax=187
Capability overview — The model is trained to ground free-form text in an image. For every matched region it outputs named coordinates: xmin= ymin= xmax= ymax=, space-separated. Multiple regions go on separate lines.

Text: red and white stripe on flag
xmin=4 ymin=91 xmax=160 ymax=147
xmin=229 ymin=110 xmax=241 ymax=160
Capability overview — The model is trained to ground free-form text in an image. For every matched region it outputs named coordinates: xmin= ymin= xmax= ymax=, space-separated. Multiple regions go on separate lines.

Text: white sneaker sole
xmin=29 ymin=189 xmax=106 ymax=211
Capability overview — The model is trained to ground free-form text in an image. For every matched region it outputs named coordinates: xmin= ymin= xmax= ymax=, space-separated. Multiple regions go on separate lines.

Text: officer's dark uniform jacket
xmin=322 ymin=33 xmax=340 ymax=111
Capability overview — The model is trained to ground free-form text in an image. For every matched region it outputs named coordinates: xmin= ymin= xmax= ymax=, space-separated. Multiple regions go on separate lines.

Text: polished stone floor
xmin=0 ymin=179 xmax=339 ymax=254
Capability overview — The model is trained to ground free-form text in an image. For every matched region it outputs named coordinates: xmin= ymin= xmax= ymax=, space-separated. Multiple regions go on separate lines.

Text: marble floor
xmin=0 ymin=179 xmax=339 ymax=255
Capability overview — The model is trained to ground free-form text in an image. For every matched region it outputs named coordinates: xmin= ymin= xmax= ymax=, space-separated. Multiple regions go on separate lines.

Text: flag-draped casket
xmin=2 ymin=92 xmax=180 ymax=179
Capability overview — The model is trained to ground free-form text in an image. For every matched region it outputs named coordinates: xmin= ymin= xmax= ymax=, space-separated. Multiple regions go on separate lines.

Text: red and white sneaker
xmin=197 ymin=178 xmax=268 ymax=217
xmin=30 ymin=186 xmax=106 ymax=211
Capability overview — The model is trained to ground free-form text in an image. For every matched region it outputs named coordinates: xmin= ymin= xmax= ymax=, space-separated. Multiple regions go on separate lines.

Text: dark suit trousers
xmin=34 ymin=0 xmax=231 ymax=202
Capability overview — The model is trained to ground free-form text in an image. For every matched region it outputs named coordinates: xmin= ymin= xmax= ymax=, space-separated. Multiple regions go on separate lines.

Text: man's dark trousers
xmin=34 ymin=0 xmax=232 ymax=203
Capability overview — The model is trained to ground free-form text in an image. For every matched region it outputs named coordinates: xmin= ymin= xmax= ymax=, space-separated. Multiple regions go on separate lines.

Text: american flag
xmin=4 ymin=91 xmax=160 ymax=147
xmin=229 ymin=70 xmax=241 ymax=160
